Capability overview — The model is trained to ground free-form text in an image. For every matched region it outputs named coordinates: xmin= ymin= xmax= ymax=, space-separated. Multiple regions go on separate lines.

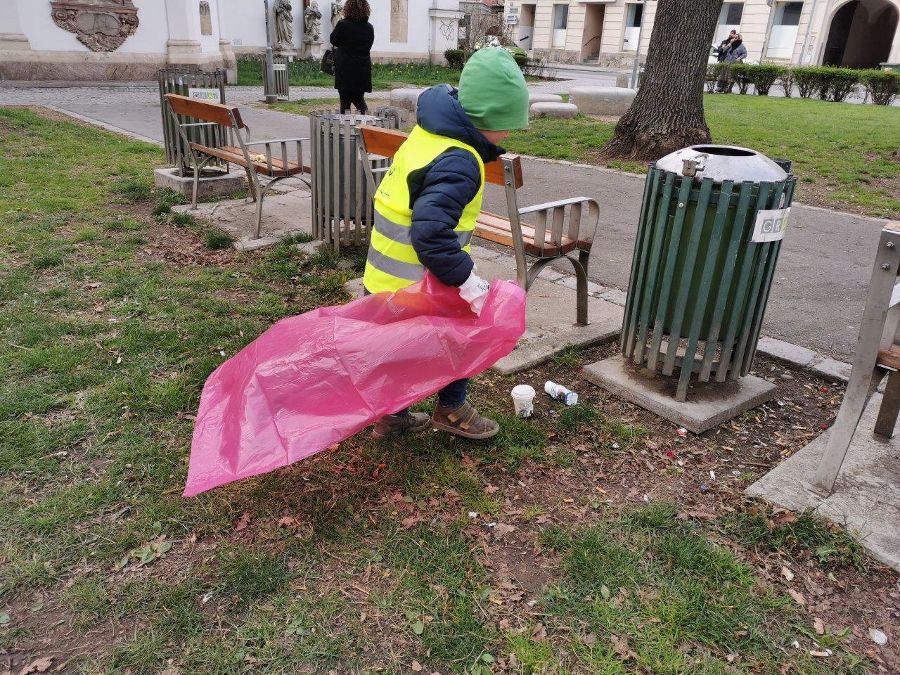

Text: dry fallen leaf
xmin=410 ymin=660 xmax=423 ymax=672
xmin=19 ymin=657 xmax=53 ymax=674
xmin=814 ymin=617 xmax=825 ymax=635
xmin=781 ymin=566 xmax=795 ymax=582
xmin=401 ymin=514 xmax=424 ymax=529
xmin=234 ymin=512 xmax=251 ymax=532
xmin=787 ymin=589 xmax=806 ymax=606
xmin=531 ymin=623 xmax=547 ymax=641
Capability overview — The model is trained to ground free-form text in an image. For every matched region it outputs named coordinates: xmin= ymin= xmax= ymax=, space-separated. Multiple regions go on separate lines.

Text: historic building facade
xmin=503 ymin=0 xmax=899 ymax=69
xmin=0 ymin=0 xmax=462 ymax=81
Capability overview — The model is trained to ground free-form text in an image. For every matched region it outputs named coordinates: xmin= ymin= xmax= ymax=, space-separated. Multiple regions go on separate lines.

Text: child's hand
xmin=458 ymin=272 xmax=490 ymax=316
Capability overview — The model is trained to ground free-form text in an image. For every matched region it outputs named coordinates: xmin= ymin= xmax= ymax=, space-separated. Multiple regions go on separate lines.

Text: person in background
xmin=716 ymin=33 xmax=747 ymax=93
xmin=363 ymin=49 xmax=530 ymax=441
xmin=329 ymin=0 xmax=374 ymax=114
xmin=714 ymin=30 xmax=737 ymax=62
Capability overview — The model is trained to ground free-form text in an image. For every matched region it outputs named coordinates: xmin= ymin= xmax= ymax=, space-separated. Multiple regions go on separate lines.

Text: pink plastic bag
xmin=184 ymin=273 xmax=526 ymax=496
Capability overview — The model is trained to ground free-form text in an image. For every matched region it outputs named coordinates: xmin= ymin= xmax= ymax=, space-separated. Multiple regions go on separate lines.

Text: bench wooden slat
xmin=165 ymin=94 xmax=244 ymax=129
xmin=190 ymin=144 xmax=303 ymax=177
xmin=359 ymin=125 xmax=523 ymax=189
xmin=475 ymin=212 xmax=578 ymax=258
xmin=878 ymin=346 xmax=900 ymax=371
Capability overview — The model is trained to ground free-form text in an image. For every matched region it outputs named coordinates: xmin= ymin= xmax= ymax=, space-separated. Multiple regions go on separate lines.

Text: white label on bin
xmin=752 ymin=207 xmax=791 ymax=243
xmin=187 ymin=88 xmax=219 ymax=102
xmin=273 ymin=63 xmax=287 ymax=71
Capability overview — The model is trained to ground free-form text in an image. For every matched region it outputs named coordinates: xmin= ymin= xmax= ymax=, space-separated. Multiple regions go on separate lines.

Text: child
xmin=363 ymin=48 xmax=530 ymax=440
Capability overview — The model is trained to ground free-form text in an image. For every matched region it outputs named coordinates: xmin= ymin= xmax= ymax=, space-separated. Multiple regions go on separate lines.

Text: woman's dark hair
xmin=343 ymin=0 xmax=371 ymax=20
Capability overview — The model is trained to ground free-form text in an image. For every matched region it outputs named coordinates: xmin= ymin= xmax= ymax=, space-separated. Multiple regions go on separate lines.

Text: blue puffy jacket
xmin=407 ymin=85 xmax=504 ymax=287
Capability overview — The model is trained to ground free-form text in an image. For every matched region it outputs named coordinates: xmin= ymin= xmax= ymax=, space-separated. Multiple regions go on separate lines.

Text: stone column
xmin=215 ymin=0 xmax=238 ymax=82
xmin=165 ymin=0 xmax=210 ymax=67
xmin=0 ymin=0 xmax=32 ymax=52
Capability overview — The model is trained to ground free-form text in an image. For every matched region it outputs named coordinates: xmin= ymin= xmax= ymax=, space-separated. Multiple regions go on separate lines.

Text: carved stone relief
xmin=50 ymin=0 xmax=139 ymax=53
xmin=390 ymin=0 xmax=408 ymax=43
xmin=199 ymin=1 xmax=213 ymax=36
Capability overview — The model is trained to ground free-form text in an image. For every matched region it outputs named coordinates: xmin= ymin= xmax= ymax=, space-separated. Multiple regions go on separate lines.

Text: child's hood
xmin=415 ymin=85 xmax=504 ymax=163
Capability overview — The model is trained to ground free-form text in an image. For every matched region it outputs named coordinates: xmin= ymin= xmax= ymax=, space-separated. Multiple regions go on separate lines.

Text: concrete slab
xmin=530 ymin=102 xmax=579 ymax=119
xmin=471 ymin=251 xmax=623 ymax=375
xmin=154 ymin=167 xmax=246 ymax=200
xmin=747 ymin=393 xmax=900 ymax=572
xmin=529 ymin=93 xmax=564 ymax=104
xmin=569 ymin=86 xmax=636 ymax=116
xmin=172 ymin=186 xmax=313 ymax=250
xmin=582 ymin=354 xmax=777 ymax=434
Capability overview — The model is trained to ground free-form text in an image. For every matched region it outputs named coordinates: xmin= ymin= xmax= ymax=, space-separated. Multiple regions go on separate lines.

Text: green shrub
xmin=444 ymin=49 xmax=465 ymax=70
xmin=791 ymin=66 xmax=860 ymax=102
xmin=704 ymin=64 xmax=722 ymax=93
xmin=748 ymin=63 xmax=785 ymax=96
xmin=859 ymin=68 xmax=899 ymax=105
xmin=792 ymin=66 xmax=822 ymax=99
xmin=778 ymin=68 xmax=796 ymax=98
xmin=729 ymin=63 xmax=752 ymax=95
xmin=818 ymin=66 xmax=860 ymax=102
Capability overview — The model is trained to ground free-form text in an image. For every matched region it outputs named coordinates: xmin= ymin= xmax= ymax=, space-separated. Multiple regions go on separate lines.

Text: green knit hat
xmin=458 ymin=48 xmax=529 ymax=131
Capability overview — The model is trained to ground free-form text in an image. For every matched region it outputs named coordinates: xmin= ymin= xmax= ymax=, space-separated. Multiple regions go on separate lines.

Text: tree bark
xmin=602 ymin=0 xmax=723 ymax=161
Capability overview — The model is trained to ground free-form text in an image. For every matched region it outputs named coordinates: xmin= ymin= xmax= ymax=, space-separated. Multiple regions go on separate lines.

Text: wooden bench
xmin=358 ymin=125 xmax=599 ymax=326
xmin=813 ymin=221 xmax=900 ymax=495
xmin=164 ymin=93 xmax=310 ymax=239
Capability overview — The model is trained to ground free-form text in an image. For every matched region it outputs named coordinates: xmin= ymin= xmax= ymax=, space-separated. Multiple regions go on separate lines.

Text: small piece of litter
xmin=791 ymin=640 xmax=800 ymax=649
xmin=868 ymin=628 xmax=888 ymax=646
xmin=676 ymin=428 xmax=688 ymax=437
xmin=468 ymin=511 xmax=478 ymax=519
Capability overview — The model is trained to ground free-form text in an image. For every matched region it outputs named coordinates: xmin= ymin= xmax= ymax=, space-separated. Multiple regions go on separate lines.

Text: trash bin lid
xmin=655 ymin=145 xmax=788 ymax=183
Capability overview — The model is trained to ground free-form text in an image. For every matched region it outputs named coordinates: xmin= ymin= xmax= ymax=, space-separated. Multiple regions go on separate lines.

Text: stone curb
xmin=512 ymin=249 xmax=853 ymax=385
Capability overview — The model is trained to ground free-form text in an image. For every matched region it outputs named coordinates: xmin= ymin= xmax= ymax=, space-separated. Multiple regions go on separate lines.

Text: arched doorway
xmin=823 ymin=0 xmax=898 ymax=68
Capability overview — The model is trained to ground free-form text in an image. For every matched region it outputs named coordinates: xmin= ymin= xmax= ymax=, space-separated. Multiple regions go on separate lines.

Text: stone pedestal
xmin=154 ymin=168 xmax=246 ymax=200
xmin=582 ymin=354 xmax=776 ymax=434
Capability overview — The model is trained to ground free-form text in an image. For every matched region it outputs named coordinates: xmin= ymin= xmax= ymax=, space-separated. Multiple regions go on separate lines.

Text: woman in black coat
xmin=329 ymin=0 xmax=374 ymax=114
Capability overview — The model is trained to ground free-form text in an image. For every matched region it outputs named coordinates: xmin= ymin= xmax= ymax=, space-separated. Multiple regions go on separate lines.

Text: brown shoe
xmin=372 ymin=411 xmax=431 ymax=439
xmin=432 ymin=401 xmax=499 ymax=440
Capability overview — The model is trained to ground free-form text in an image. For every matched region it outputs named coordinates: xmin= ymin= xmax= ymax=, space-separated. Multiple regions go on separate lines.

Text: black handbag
xmin=321 ymin=49 xmax=335 ymax=75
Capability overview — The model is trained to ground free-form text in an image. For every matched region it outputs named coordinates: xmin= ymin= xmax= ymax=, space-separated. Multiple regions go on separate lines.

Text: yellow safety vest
xmin=363 ymin=125 xmax=485 ymax=294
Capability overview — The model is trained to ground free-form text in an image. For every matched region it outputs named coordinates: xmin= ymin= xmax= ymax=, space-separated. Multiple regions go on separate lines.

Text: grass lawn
xmin=1 ymin=108 xmax=898 ymax=673
xmin=504 ymin=95 xmax=900 ymax=219
xmin=236 ymin=56 xmax=462 ymax=90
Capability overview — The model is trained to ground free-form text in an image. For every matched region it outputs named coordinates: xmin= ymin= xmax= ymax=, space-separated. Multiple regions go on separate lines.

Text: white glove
xmin=458 ymin=271 xmax=490 ymax=316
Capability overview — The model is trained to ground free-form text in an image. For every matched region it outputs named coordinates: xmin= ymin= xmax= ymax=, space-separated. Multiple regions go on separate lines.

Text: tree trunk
xmin=602 ymin=0 xmax=723 ymax=161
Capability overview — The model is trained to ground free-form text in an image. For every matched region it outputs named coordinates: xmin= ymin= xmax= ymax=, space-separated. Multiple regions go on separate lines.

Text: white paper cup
xmin=511 ymin=384 xmax=536 ymax=418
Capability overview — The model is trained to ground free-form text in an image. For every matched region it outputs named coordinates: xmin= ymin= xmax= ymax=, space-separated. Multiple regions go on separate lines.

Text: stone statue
xmin=330 ymin=2 xmax=344 ymax=28
xmin=304 ymin=0 xmax=322 ymax=44
xmin=274 ymin=0 xmax=294 ymax=48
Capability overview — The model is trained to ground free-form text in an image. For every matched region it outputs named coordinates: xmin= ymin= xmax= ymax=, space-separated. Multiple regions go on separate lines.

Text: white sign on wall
xmin=187 ymin=88 xmax=220 ymax=101
xmin=752 ymin=207 xmax=791 ymax=243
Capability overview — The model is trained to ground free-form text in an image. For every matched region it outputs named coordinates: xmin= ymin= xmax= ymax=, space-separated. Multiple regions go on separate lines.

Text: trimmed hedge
xmin=708 ymin=63 xmax=897 ymax=104
xmin=860 ymin=69 xmax=899 ymax=105
xmin=444 ymin=49 xmax=465 ymax=70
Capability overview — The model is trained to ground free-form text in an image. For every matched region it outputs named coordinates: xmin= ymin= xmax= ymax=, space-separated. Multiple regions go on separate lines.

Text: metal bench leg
xmin=191 ymin=154 xmax=215 ymax=210
xmin=568 ymin=251 xmax=590 ymax=327
xmin=875 ymin=370 xmax=900 ymax=437
xmin=253 ymin=175 xmax=290 ymax=239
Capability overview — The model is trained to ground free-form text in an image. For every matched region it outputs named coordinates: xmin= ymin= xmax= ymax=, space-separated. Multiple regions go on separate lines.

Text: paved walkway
xmin=1 ymin=82 xmax=894 ymax=360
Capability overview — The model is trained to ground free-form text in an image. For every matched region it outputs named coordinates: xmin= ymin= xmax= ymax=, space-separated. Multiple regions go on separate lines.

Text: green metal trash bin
xmin=621 ymin=145 xmax=796 ymax=401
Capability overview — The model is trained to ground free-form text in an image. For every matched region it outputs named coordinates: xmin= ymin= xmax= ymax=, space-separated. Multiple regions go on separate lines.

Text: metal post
xmin=630 ymin=1 xmax=648 ymax=89
xmin=263 ymin=0 xmax=277 ymax=104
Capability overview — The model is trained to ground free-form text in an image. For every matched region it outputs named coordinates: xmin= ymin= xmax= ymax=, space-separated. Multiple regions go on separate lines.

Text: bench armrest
xmin=518 ymin=196 xmax=597 ymax=216
xmin=244 ymin=137 xmax=310 ymax=146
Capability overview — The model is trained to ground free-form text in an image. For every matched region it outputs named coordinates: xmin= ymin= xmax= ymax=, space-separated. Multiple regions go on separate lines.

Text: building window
xmin=723 ymin=2 xmax=743 ymax=25
xmin=767 ymin=2 xmax=804 ymax=59
xmin=552 ymin=3 xmax=568 ymax=48
xmin=623 ymin=3 xmax=643 ymax=52
xmin=715 ymin=2 xmax=743 ymax=45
